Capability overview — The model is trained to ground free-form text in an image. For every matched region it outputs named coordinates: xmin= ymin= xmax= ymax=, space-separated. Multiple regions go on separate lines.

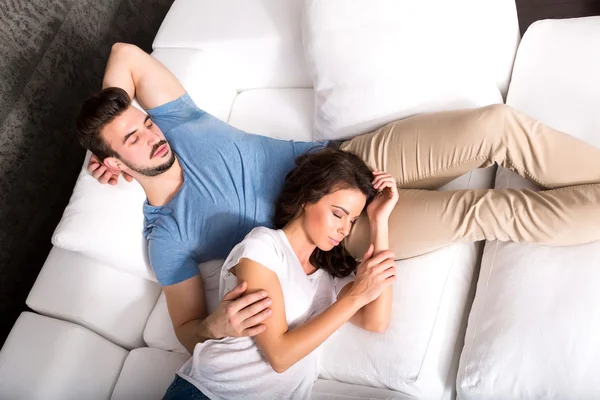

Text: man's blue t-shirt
xmin=143 ymin=94 xmax=322 ymax=286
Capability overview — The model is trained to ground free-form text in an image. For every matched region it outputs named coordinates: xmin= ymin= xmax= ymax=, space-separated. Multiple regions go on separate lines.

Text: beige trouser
xmin=341 ymin=104 xmax=600 ymax=259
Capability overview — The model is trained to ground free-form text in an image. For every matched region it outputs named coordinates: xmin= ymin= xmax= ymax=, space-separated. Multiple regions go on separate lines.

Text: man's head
xmin=77 ymin=87 xmax=175 ymax=178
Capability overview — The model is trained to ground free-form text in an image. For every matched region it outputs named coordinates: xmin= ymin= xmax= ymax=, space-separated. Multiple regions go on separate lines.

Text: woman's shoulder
xmin=244 ymin=226 xmax=281 ymax=241
xmin=224 ymin=227 xmax=286 ymax=271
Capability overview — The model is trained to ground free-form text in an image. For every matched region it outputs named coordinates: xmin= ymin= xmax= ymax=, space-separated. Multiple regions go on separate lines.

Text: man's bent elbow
xmin=111 ymin=42 xmax=139 ymax=56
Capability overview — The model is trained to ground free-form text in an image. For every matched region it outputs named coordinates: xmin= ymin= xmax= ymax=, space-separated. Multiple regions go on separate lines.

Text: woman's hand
xmin=347 ymin=244 xmax=396 ymax=306
xmin=367 ymin=170 xmax=399 ymax=223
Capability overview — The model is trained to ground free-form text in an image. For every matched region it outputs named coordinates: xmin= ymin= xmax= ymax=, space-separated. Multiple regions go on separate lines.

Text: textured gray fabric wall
xmin=0 ymin=0 xmax=173 ymax=347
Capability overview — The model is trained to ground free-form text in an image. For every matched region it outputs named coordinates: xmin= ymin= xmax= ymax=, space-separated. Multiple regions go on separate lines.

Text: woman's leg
xmin=341 ymin=104 xmax=600 ymax=258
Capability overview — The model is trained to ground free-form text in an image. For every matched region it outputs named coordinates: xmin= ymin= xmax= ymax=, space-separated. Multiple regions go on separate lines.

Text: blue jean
xmin=162 ymin=375 xmax=210 ymax=400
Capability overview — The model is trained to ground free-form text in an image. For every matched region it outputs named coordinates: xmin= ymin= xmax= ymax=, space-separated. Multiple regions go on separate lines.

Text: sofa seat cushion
xmin=458 ymin=16 xmax=600 ymax=399
xmin=26 ymin=247 xmax=161 ymax=349
xmin=111 ymin=348 xmax=189 ymax=400
xmin=0 ymin=313 xmax=128 ymax=400
xmin=312 ymin=379 xmax=413 ymax=400
xmin=319 ymin=243 xmax=478 ymax=399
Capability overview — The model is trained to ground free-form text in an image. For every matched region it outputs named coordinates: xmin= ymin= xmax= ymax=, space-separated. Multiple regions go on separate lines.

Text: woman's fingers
xmin=372 ymin=173 xmax=396 ymax=190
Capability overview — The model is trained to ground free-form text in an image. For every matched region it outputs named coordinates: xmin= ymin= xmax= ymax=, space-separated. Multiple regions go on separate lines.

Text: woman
xmin=164 ymin=148 xmax=399 ymax=399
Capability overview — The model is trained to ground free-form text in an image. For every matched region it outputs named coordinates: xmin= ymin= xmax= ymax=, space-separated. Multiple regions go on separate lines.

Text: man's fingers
xmin=241 ymin=324 xmax=267 ymax=337
xmin=99 ymin=170 xmax=114 ymax=184
xmin=91 ymin=165 xmax=106 ymax=179
xmin=88 ymin=162 xmax=100 ymax=173
xmin=233 ymin=296 xmax=272 ymax=322
xmin=239 ymin=307 xmax=272 ymax=331
xmin=222 ymin=281 xmax=248 ymax=302
xmin=123 ymin=172 xmax=133 ymax=182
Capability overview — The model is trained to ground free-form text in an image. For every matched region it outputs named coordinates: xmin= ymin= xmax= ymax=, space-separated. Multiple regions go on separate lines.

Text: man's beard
xmin=119 ymin=150 xmax=176 ymax=177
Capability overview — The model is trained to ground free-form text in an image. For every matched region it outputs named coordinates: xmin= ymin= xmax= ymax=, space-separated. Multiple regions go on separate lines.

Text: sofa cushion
xmin=319 ymin=243 xmax=478 ymax=399
xmin=144 ymin=259 xmax=223 ymax=355
xmin=111 ymin=348 xmax=189 ymax=400
xmin=154 ymin=0 xmax=311 ymax=90
xmin=228 ymin=89 xmax=315 ymax=142
xmin=0 ymin=313 xmax=128 ymax=400
xmin=302 ymin=0 xmax=518 ymax=140
xmin=457 ymin=16 xmax=600 ymax=399
xmin=26 ymin=247 xmax=161 ymax=350
xmin=312 ymin=379 xmax=413 ymax=400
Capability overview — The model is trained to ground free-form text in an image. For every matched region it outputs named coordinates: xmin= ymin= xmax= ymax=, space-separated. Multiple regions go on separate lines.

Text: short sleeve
xmin=146 ymin=93 xmax=205 ymax=134
xmin=333 ymin=273 xmax=356 ymax=296
xmin=148 ymin=236 xmax=199 ymax=286
xmin=223 ymin=235 xmax=282 ymax=278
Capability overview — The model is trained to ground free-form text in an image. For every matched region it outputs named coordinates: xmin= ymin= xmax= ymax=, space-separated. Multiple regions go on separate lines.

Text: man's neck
xmin=140 ymin=158 xmax=184 ymax=207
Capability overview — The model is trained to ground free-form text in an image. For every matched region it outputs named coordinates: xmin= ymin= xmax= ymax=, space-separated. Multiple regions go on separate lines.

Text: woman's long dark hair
xmin=273 ymin=147 xmax=376 ymax=277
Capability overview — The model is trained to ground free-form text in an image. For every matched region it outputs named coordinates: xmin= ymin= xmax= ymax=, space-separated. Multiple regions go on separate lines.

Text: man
xmin=79 ymin=43 xmax=600 ymax=355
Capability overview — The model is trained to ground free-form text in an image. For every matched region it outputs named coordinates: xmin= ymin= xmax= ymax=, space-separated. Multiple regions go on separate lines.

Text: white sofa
xmin=2 ymin=1 xmax=600 ymax=399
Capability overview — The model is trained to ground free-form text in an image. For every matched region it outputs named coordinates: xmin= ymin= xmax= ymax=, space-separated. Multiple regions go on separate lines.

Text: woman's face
xmin=302 ymin=188 xmax=367 ymax=251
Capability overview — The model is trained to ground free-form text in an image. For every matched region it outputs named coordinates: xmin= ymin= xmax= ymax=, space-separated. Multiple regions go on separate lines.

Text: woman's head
xmin=274 ymin=148 xmax=376 ymax=277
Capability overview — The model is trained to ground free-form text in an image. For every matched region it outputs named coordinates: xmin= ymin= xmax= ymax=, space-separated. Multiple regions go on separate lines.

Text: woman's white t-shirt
xmin=177 ymin=227 xmax=354 ymax=400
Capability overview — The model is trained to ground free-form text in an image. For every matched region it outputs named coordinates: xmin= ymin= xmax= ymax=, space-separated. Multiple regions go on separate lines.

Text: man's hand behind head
xmin=88 ymin=153 xmax=133 ymax=185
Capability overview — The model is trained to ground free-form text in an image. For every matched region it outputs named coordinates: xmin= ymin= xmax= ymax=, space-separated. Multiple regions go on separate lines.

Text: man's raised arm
xmin=102 ymin=42 xmax=185 ymax=110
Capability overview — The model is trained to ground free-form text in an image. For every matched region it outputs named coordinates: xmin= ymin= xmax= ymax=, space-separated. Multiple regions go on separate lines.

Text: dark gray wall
xmin=0 ymin=0 xmax=173 ymax=347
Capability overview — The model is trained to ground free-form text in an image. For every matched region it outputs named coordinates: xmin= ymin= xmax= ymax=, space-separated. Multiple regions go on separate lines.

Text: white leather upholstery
xmin=111 ymin=348 xmax=189 ymax=400
xmin=311 ymin=379 xmax=413 ymax=400
xmin=27 ymin=247 xmax=161 ymax=349
xmin=151 ymin=48 xmax=238 ymax=122
xmin=0 ymin=313 xmax=128 ymax=400
xmin=154 ymin=0 xmax=312 ymax=90
xmin=302 ymin=0 xmax=517 ymax=140
xmin=457 ymin=17 xmax=600 ymax=400
xmin=228 ymin=89 xmax=315 ymax=142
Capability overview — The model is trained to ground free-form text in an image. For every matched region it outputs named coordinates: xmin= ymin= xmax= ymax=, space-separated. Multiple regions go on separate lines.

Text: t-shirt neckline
xmin=276 ymin=229 xmax=322 ymax=279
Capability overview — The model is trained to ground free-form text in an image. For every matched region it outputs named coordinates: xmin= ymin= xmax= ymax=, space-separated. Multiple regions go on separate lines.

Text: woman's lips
xmin=328 ymin=237 xmax=340 ymax=246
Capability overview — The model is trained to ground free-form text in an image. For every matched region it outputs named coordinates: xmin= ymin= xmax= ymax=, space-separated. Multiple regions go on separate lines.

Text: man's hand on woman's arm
xmin=163 ymin=275 xmax=272 ymax=355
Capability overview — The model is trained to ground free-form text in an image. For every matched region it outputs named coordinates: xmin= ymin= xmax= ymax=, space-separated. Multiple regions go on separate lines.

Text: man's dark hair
xmin=274 ymin=147 xmax=376 ymax=277
xmin=76 ymin=87 xmax=132 ymax=160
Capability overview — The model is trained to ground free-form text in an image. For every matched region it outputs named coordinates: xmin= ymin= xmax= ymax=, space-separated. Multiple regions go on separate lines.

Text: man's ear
xmin=103 ymin=157 xmax=122 ymax=172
